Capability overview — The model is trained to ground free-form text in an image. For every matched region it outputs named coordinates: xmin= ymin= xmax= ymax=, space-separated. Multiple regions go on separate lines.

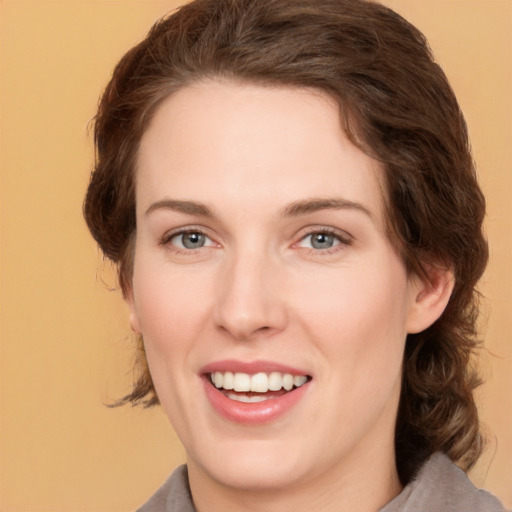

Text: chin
xmin=190 ymin=437 xmax=311 ymax=492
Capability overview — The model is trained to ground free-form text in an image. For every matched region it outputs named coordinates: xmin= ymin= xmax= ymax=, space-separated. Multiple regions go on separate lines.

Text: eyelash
xmin=296 ymin=227 xmax=353 ymax=255
xmin=159 ymin=226 xmax=353 ymax=255
xmin=159 ymin=227 xmax=215 ymax=254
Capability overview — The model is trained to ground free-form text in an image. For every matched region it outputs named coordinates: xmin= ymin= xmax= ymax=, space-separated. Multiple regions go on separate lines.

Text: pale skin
xmin=127 ymin=80 xmax=453 ymax=512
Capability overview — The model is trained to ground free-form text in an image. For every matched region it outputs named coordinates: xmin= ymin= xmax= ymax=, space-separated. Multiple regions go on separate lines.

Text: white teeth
xmin=227 ymin=393 xmax=269 ymax=403
xmin=293 ymin=375 xmax=308 ymax=387
xmin=233 ymin=372 xmax=251 ymax=392
xmin=214 ymin=371 xmax=223 ymax=388
xmin=210 ymin=371 xmax=309 ymax=393
xmin=223 ymin=371 xmax=234 ymax=390
xmin=250 ymin=372 xmax=268 ymax=392
xmin=268 ymin=371 xmax=282 ymax=391
xmin=283 ymin=373 xmax=294 ymax=391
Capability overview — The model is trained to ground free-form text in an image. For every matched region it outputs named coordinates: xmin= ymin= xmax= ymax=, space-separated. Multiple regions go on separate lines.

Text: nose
xmin=213 ymin=248 xmax=287 ymax=341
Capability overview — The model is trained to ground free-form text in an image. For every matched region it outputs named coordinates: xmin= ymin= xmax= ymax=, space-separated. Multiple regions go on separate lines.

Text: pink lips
xmin=201 ymin=359 xmax=308 ymax=375
xmin=200 ymin=360 xmax=311 ymax=425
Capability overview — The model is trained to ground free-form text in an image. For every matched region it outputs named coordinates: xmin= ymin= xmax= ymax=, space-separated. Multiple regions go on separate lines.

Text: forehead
xmin=136 ymin=80 xmax=387 ymax=226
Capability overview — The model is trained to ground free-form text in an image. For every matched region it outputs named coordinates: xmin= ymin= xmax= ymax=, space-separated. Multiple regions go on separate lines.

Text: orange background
xmin=0 ymin=1 xmax=510 ymax=510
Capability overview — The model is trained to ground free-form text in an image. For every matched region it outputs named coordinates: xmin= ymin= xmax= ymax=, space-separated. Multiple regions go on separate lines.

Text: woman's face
xmin=128 ymin=81 xmax=426 ymax=492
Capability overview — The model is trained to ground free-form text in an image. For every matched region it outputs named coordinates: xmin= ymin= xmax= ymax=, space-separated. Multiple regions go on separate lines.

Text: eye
xmin=300 ymin=232 xmax=340 ymax=250
xmin=167 ymin=230 xmax=214 ymax=250
xmin=296 ymin=229 xmax=351 ymax=251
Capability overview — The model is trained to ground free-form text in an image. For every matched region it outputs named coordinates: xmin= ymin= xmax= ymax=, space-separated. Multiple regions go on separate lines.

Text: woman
xmin=84 ymin=0 xmax=505 ymax=510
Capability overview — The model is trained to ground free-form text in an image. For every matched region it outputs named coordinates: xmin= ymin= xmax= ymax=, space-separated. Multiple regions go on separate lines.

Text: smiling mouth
xmin=209 ymin=371 xmax=311 ymax=403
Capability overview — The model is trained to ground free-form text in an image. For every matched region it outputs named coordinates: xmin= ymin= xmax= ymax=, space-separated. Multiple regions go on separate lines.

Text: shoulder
xmin=380 ymin=453 xmax=506 ymax=512
xmin=136 ymin=465 xmax=196 ymax=512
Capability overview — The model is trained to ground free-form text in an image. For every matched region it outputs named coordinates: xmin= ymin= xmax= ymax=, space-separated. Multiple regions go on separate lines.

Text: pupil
xmin=312 ymin=233 xmax=333 ymax=249
xmin=183 ymin=232 xmax=205 ymax=249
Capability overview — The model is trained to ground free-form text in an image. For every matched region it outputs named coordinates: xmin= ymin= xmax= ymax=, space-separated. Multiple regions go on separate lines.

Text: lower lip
xmin=202 ymin=377 xmax=310 ymax=425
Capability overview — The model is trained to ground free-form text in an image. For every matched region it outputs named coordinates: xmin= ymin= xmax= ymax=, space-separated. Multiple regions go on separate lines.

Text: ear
xmin=125 ymin=287 xmax=142 ymax=335
xmin=406 ymin=264 xmax=454 ymax=334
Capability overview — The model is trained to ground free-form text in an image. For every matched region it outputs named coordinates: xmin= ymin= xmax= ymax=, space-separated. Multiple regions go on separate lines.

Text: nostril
xmin=216 ymin=321 xmax=275 ymax=341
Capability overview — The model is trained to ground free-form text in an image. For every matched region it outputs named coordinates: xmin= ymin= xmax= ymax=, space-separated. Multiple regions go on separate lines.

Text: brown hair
xmin=84 ymin=0 xmax=488 ymax=483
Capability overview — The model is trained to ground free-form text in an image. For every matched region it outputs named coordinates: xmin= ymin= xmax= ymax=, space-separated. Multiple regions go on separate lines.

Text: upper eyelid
xmin=295 ymin=225 xmax=353 ymax=241
xmin=160 ymin=226 xmax=215 ymax=245
xmin=162 ymin=225 xmax=211 ymax=237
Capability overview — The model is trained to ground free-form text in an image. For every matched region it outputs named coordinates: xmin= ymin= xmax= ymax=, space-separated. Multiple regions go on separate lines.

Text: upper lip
xmin=200 ymin=359 xmax=311 ymax=377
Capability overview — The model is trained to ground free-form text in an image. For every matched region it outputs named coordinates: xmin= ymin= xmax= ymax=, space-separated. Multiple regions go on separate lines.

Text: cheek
xmin=130 ymin=263 xmax=213 ymax=411
xmin=296 ymin=258 xmax=409 ymax=328
xmin=292 ymin=259 xmax=410 ymax=374
xmin=130 ymin=261 xmax=210 ymax=354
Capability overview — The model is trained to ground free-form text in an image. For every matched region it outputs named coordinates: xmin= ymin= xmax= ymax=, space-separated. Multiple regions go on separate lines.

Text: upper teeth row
xmin=210 ymin=371 xmax=308 ymax=393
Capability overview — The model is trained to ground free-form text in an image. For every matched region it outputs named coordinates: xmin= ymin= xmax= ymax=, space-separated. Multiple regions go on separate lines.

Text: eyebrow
xmin=281 ymin=198 xmax=373 ymax=219
xmin=145 ymin=199 xmax=213 ymax=217
xmin=144 ymin=197 xmax=373 ymax=220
